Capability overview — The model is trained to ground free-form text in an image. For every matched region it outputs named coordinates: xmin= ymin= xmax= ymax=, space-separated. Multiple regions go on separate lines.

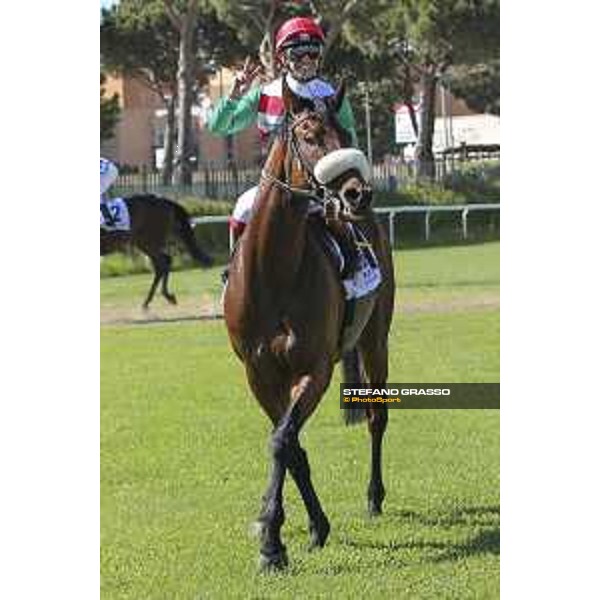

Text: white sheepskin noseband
xmin=313 ymin=148 xmax=370 ymax=185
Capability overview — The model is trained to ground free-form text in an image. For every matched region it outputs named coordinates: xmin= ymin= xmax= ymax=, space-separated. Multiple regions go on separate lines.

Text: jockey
xmin=100 ymin=157 xmax=119 ymax=228
xmin=207 ymin=17 xmax=358 ymax=247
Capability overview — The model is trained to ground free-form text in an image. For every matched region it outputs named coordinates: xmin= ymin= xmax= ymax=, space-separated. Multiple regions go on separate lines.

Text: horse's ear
xmin=282 ymin=75 xmax=304 ymax=115
xmin=331 ymin=80 xmax=346 ymax=113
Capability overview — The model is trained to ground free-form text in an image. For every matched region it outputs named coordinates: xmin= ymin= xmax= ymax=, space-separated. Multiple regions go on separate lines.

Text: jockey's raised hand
xmin=229 ymin=57 xmax=264 ymax=100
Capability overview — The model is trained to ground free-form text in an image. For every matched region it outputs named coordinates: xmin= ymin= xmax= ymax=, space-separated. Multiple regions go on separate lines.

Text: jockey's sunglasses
xmin=285 ymin=44 xmax=322 ymax=61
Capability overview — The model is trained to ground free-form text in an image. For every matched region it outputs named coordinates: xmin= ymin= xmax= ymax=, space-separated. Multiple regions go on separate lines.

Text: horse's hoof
xmin=308 ymin=515 xmax=330 ymax=551
xmin=142 ymin=303 xmax=150 ymax=311
xmin=165 ymin=295 xmax=177 ymax=305
xmin=368 ymin=500 xmax=383 ymax=517
xmin=249 ymin=520 xmax=265 ymax=539
xmin=258 ymin=547 xmax=288 ymax=572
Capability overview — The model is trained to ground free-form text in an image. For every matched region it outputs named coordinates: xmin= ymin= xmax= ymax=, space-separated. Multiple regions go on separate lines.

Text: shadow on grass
xmin=399 ymin=278 xmax=500 ymax=290
xmin=312 ymin=505 xmax=500 ymax=575
xmin=385 ymin=505 xmax=499 ymax=528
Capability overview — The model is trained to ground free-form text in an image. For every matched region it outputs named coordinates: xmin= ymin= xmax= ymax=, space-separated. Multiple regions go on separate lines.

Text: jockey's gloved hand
xmin=230 ymin=57 xmax=264 ymax=100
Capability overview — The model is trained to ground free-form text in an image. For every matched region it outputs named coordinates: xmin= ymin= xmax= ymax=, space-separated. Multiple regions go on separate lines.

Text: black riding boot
xmin=331 ymin=222 xmax=359 ymax=279
xmin=100 ymin=203 xmax=115 ymax=228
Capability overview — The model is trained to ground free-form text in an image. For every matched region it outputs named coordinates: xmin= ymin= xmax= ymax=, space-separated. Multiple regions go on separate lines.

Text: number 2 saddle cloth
xmin=100 ymin=198 xmax=131 ymax=231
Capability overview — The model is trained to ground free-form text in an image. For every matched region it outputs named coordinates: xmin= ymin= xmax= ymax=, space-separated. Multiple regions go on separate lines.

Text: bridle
xmin=260 ymin=108 xmax=371 ymax=221
xmin=260 ymin=111 xmax=333 ymax=205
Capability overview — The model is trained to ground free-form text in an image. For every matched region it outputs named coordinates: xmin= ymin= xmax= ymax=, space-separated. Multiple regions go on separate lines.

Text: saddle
xmin=308 ymin=215 xmax=382 ymax=348
xmin=309 ymin=216 xmax=356 ymax=278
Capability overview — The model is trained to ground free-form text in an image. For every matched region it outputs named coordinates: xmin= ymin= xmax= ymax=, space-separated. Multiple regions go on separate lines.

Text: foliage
xmin=101 ymin=2 xmax=248 ymax=93
xmin=375 ymin=160 xmax=500 ymax=207
xmin=100 ymin=72 xmax=120 ymax=141
xmin=101 ymin=1 xmax=250 ymax=182
xmin=443 ymin=159 xmax=500 ymax=201
xmin=447 ymin=59 xmax=500 ymax=115
xmin=340 ymin=0 xmax=499 ymax=175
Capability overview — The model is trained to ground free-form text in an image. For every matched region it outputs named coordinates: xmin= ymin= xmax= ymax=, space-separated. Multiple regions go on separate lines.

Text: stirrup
xmin=221 ymin=267 xmax=229 ymax=285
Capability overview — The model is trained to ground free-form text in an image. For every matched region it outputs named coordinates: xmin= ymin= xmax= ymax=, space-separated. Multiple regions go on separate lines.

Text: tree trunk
xmin=161 ymin=94 xmax=177 ymax=185
xmin=174 ymin=1 xmax=198 ymax=186
xmin=415 ymin=67 xmax=437 ymax=180
xmin=258 ymin=1 xmax=278 ymax=79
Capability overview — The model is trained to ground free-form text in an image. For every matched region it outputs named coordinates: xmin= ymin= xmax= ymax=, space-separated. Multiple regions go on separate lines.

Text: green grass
xmin=101 ymin=242 xmax=499 ymax=599
xmin=101 ymin=241 xmax=499 ymax=317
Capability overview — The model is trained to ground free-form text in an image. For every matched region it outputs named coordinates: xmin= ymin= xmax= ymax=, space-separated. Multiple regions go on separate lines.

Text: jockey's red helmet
xmin=275 ymin=17 xmax=325 ymax=52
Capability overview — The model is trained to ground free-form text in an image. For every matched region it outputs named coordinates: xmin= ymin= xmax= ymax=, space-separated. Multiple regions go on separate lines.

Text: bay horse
xmin=223 ymin=79 xmax=395 ymax=570
xmin=100 ymin=194 xmax=213 ymax=308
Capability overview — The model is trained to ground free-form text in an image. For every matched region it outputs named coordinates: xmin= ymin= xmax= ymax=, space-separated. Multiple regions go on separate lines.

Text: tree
xmin=210 ymin=1 xmax=289 ymax=78
xmin=101 ymin=5 xmax=179 ymax=181
xmin=344 ymin=0 xmax=499 ymax=177
xmin=100 ymin=72 xmax=120 ymax=142
xmin=161 ymin=0 xmax=250 ymax=183
xmin=101 ymin=1 xmax=248 ymax=182
xmin=209 ymin=0 xmax=362 ymax=77
xmin=447 ymin=59 xmax=500 ymax=115
xmin=159 ymin=0 xmax=200 ymax=185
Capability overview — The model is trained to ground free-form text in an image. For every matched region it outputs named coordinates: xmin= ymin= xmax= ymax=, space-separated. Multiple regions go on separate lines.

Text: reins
xmin=259 ymin=109 xmax=369 ymax=222
xmin=260 ymin=112 xmax=334 ymax=206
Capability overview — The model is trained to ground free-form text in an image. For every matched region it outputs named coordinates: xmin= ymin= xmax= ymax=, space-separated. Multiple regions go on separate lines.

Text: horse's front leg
xmin=285 ymin=374 xmax=331 ymax=551
xmin=256 ymin=417 xmax=292 ymax=571
xmin=142 ymin=254 xmax=162 ymax=309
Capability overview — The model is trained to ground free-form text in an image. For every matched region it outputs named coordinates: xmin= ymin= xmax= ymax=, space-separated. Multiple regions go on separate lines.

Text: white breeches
xmin=231 ymin=185 xmax=259 ymax=225
xmin=231 ymin=184 xmax=324 ymax=225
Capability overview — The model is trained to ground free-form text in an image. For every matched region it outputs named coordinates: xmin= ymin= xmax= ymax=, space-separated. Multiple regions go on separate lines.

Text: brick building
xmin=100 ymin=70 xmax=261 ymax=169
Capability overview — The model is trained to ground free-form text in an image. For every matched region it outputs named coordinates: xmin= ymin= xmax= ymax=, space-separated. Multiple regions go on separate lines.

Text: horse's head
xmin=280 ymin=78 xmax=372 ymax=220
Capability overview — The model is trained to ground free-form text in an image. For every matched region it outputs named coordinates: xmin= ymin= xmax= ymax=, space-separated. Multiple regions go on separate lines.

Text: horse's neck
xmin=247 ymin=137 xmax=309 ymax=296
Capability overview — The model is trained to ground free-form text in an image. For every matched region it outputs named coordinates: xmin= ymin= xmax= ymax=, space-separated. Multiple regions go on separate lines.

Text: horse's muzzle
xmin=338 ymin=178 xmax=373 ymax=218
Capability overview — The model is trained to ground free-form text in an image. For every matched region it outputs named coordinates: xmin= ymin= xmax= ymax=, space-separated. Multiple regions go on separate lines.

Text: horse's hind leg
xmin=341 ymin=348 xmax=367 ymax=424
xmin=159 ymin=253 xmax=177 ymax=305
xmin=359 ymin=339 xmax=389 ymax=516
xmin=142 ymin=254 xmax=163 ymax=309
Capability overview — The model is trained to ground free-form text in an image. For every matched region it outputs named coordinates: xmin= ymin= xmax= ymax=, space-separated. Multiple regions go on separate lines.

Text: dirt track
xmin=100 ymin=292 xmax=499 ymax=326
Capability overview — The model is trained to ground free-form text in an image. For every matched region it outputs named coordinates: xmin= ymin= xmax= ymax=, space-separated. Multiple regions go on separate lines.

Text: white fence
xmin=191 ymin=203 xmax=500 ymax=250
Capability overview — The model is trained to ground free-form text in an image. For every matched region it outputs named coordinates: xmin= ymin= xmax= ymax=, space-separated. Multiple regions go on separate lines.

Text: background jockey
xmin=100 ymin=157 xmax=119 ymax=228
xmin=207 ymin=17 xmax=358 ymax=247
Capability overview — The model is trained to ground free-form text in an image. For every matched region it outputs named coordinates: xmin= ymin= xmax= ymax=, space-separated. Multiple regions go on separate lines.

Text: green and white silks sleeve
xmin=337 ymin=96 xmax=358 ymax=147
xmin=206 ymin=87 xmax=261 ymax=137
xmin=206 ymin=83 xmax=358 ymax=147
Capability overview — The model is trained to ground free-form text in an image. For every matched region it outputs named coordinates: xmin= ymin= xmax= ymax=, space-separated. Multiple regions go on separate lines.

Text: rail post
xmin=462 ymin=207 xmax=470 ymax=240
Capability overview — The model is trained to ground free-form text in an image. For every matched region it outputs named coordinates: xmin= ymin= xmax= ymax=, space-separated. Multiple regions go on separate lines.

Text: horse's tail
xmin=170 ymin=201 xmax=214 ymax=268
xmin=342 ymin=349 xmax=367 ymax=425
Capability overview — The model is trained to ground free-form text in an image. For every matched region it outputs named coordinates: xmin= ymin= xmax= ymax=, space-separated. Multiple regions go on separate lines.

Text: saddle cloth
xmin=100 ymin=197 xmax=130 ymax=231
xmin=317 ymin=222 xmax=382 ymax=300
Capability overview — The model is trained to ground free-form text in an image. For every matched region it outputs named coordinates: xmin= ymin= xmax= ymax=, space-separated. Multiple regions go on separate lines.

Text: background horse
xmin=100 ymin=194 xmax=213 ymax=308
xmin=224 ymin=80 xmax=395 ymax=570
